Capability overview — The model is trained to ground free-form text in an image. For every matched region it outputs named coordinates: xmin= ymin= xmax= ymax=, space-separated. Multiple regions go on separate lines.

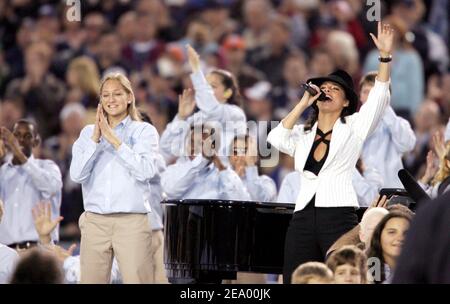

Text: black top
xmin=304 ymin=129 xmax=333 ymax=175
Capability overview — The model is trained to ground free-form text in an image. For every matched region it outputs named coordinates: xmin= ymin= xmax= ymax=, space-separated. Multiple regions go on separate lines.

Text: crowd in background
xmin=0 ymin=0 xmax=449 ymax=284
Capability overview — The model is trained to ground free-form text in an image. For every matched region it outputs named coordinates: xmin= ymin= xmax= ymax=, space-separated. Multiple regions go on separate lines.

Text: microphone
xmin=300 ymin=83 xmax=328 ymax=101
xmin=398 ymin=169 xmax=431 ymax=208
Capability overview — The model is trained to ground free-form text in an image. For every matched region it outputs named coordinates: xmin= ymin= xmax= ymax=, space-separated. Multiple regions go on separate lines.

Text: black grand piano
xmin=162 ymin=199 xmax=294 ymax=283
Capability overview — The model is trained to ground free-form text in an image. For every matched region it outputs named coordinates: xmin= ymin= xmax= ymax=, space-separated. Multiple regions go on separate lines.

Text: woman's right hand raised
xmin=91 ymin=104 xmax=102 ymax=143
xmin=178 ymin=88 xmax=196 ymax=120
xmin=298 ymin=83 xmax=322 ymax=109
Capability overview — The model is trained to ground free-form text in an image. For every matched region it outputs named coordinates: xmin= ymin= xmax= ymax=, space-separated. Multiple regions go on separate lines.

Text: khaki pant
xmin=79 ymin=212 xmax=153 ymax=284
xmin=150 ymin=230 xmax=168 ymax=284
xmin=223 ymin=272 xmax=268 ymax=284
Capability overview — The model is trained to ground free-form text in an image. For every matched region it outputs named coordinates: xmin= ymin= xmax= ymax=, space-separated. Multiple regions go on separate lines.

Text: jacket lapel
xmin=296 ymin=122 xmax=317 ymax=171
xmin=320 ymin=119 xmax=350 ymax=172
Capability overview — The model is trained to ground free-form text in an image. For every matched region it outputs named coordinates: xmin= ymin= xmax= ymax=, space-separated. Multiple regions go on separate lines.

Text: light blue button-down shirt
xmin=0 ymin=155 xmax=62 ymax=245
xmin=148 ymin=174 xmax=164 ymax=230
xmin=0 ymin=244 xmax=19 ymax=284
xmin=243 ymin=166 xmax=277 ymax=202
xmin=70 ymin=116 xmax=164 ymax=214
xmin=361 ymin=106 xmax=416 ymax=188
xmin=161 ymin=155 xmax=250 ymax=201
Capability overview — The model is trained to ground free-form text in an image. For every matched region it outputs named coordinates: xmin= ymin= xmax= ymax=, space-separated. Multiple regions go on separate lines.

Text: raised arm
xmin=267 ymin=80 xmax=322 ymax=156
xmin=352 ymin=21 xmax=394 ymax=139
xmin=187 ymin=45 xmax=247 ymax=124
xmin=370 ymin=22 xmax=393 ymax=83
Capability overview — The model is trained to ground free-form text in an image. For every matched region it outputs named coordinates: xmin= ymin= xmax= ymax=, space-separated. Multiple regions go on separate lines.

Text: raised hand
xmin=47 ymin=243 xmax=78 ymax=263
xmin=0 ymin=127 xmax=19 ymax=151
xmin=370 ymin=21 xmax=395 ymax=57
xmin=186 ymin=44 xmax=201 ymax=73
xmin=178 ymin=88 xmax=196 ymax=120
xmin=91 ymin=104 xmax=102 ymax=143
xmin=420 ymin=150 xmax=439 ymax=185
xmin=98 ymin=110 xmax=121 ymax=149
xmin=432 ymin=130 xmax=446 ymax=159
xmin=0 ymin=126 xmax=26 ymax=163
xmin=245 ymin=137 xmax=258 ymax=167
xmin=32 ymin=202 xmax=63 ymax=244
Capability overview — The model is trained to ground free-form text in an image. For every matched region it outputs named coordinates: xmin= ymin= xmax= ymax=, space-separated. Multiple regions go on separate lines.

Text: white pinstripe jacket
xmin=268 ymin=80 xmax=390 ymax=212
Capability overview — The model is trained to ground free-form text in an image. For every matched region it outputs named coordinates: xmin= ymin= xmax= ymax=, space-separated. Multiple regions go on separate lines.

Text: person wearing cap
xmin=267 ymin=22 xmax=393 ymax=283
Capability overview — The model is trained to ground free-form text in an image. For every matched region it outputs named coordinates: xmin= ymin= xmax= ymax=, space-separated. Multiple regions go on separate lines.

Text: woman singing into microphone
xmin=267 ymin=22 xmax=394 ymax=283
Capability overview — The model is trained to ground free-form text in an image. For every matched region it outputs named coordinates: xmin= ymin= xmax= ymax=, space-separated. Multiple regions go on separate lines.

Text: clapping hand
xmin=32 ymin=202 xmax=63 ymax=245
xmin=432 ymin=130 xmax=446 ymax=159
xmin=178 ymin=88 xmax=196 ymax=120
xmin=91 ymin=104 xmax=102 ymax=143
xmin=419 ymin=150 xmax=439 ymax=185
xmin=98 ymin=109 xmax=121 ymax=149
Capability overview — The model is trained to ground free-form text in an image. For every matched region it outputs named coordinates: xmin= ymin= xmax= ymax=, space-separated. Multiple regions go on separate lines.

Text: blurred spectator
xmin=271 ymin=52 xmax=309 ymax=121
xmin=122 ymin=14 xmax=165 ymax=71
xmin=310 ymin=47 xmax=336 ymax=77
xmin=96 ymin=31 xmax=128 ymax=76
xmin=82 ymin=12 xmax=110 ymax=57
xmin=199 ymin=2 xmax=237 ymax=43
xmin=4 ymin=18 xmax=36 ymax=81
xmin=117 ymin=11 xmax=137 ymax=45
xmin=66 ymin=56 xmax=100 ymax=109
xmin=277 ymin=0 xmax=313 ymax=49
xmin=5 ymin=42 xmax=65 ymax=138
xmin=43 ymin=103 xmax=87 ymax=241
xmin=221 ymin=34 xmax=266 ymax=91
xmin=391 ymin=0 xmax=448 ymax=74
xmin=326 ymin=245 xmax=368 ymax=284
xmin=325 ymin=30 xmax=360 ymax=79
xmin=241 ymin=0 xmax=273 ymax=50
xmin=0 ymin=99 xmax=25 ymax=131
xmin=404 ymin=100 xmax=441 ymax=177
xmin=248 ymin=15 xmax=299 ymax=86
xmin=363 ymin=15 xmax=424 ymax=119
xmin=291 ymin=262 xmax=334 ymax=284
xmin=177 ymin=18 xmax=218 ymax=59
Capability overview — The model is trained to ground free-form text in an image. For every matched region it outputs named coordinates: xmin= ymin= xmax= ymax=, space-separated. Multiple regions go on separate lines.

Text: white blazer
xmin=268 ymin=80 xmax=390 ymax=212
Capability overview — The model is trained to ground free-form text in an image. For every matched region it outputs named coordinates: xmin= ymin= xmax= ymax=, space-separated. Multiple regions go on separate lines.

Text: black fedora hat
xmin=306 ymin=69 xmax=358 ymax=115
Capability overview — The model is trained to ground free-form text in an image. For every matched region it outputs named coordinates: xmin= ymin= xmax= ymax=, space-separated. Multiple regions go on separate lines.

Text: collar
xmin=115 ymin=115 xmax=131 ymax=130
